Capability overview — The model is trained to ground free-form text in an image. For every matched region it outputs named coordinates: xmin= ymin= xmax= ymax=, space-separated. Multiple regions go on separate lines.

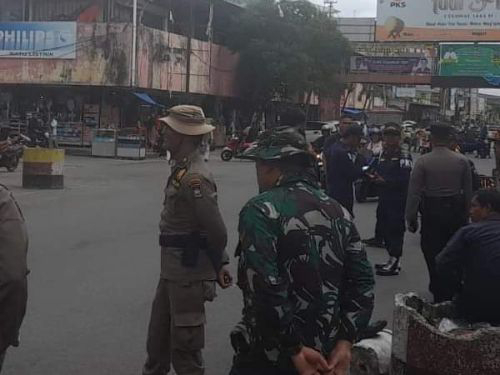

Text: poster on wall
xmin=0 ymin=22 xmax=76 ymax=59
xmin=350 ymin=56 xmax=434 ymax=75
xmin=440 ymin=44 xmax=500 ymax=77
xmin=376 ymin=0 xmax=500 ymax=42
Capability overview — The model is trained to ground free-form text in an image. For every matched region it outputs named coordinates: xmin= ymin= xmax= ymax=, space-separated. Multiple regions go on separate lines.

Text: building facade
xmin=0 ymin=0 xmax=240 ymax=145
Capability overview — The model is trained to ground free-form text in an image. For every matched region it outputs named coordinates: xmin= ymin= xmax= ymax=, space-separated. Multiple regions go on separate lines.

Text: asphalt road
xmin=0 ymin=152 xmax=495 ymax=375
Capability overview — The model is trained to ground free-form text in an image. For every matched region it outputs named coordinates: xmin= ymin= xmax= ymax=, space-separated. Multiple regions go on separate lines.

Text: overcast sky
xmin=311 ymin=0 xmax=377 ymax=17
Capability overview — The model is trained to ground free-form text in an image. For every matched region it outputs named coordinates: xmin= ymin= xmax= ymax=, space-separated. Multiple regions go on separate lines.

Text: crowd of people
xmin=0 ymin=105 xmax=499 ymax=375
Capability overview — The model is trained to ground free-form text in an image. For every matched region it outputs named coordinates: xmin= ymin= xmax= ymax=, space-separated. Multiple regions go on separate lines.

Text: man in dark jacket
xmin=325 ymin=125 xmax=364 ymax=214
xmin=436 ymin=190 xmax=500 ymax=324
xmin=0 ymin=161 xmax=28 ymax=371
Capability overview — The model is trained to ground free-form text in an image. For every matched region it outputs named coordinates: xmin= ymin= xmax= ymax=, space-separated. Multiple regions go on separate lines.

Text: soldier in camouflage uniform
xmin=230 ymin=127 xmax=375 ymax=375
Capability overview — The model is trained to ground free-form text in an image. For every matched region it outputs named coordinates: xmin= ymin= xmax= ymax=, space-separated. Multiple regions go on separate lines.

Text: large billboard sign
xmin=0 ymin=22 xmax=76 ymax=59
xmin=376 ymin=0 xmax=500 ymax=42
xmin=440 ymin=44 xmax=500 ymax=76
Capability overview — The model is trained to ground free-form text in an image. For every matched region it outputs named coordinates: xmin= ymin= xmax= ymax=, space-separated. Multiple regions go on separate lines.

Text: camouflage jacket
xmin=234 ymin=171 xmax=375 ymax=367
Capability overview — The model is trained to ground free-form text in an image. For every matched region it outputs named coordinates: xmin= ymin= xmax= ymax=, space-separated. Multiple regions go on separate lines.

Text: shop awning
xmin=133 ymin=92 xmax=164 ymax=108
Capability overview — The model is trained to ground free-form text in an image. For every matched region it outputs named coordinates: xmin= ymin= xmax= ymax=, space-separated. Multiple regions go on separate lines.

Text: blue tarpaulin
xmin=133 ymin=92 xmax=164 ymax=107
xmin=484 ymin=75 xmax=500 ymax=87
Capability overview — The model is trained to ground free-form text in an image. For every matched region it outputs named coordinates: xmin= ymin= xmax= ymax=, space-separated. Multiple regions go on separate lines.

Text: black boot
xmin=376 ymin=257 xmax=401 ymax=276
xmin=362 ymin=237 xmax=385 ymax=248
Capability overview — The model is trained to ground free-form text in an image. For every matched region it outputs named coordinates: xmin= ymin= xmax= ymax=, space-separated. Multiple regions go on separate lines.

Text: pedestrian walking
xmin=325 ymin=125 xmax=364 ymax=215
xmin=0 ymin=156 xmax=29 ymax=372
xmin=436 ymin=190 xmax=500 ymax=325
xmin=49 ymin=118 xmax=58 ymax=149
xmin=406 ymin=124 xmax=473 ymax=303
xmin=370 ymin=124 xmax=412 ymax=276
xmin=230 ymin=127 xmax=375 ymax=375
xmin=143 ymin=105 xmax=232 ymax=375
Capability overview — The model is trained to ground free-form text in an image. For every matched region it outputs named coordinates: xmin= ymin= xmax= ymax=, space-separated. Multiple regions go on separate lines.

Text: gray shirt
xmin=405 ymin=147 xmax=472 ymax=223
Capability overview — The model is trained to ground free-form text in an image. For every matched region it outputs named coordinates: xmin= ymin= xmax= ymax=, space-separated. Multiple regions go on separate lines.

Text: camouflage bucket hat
xmin=242 ymin=126 xmax=312 ymax=161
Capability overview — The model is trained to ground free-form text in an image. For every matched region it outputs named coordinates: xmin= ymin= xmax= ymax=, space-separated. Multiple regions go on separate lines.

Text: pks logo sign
xmin=390 ymin=0 xmax=406 ymax=8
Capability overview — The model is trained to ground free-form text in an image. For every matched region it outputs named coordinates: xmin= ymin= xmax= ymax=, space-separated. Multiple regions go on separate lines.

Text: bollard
xmin=351 ymin=330 xmax=392 ymax=375
xmin=391 ymin=293 xmax=500 ymax=375
xmin=23 ymin=148 xmax=65 ymax=189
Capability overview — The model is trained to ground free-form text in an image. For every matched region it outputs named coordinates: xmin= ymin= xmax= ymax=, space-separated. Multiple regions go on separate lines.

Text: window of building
xmin=0 ymin=1 xmax=24 ymax=21
xmin=32 ymin=0 xmax=105 ymax=22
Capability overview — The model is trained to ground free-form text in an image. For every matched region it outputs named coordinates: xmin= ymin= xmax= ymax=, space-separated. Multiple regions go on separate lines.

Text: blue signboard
xmin=0 ymin=22 xmax=76 ymax=59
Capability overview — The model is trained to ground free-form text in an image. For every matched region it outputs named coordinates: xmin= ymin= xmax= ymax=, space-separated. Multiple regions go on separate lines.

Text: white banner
xmin=396 ymin=87 xmax=417 ymax=98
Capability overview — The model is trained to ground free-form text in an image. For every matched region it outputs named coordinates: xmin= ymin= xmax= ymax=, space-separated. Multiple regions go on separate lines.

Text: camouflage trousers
xmin=143 ymin=279 xmax=216 ymax=375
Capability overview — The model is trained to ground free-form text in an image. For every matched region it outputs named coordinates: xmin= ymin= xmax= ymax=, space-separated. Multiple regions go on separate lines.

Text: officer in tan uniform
xmin=143 ymin=106 xmax=232 ymax=375
xmin=0 ymin=142 xmax=29 ymax=372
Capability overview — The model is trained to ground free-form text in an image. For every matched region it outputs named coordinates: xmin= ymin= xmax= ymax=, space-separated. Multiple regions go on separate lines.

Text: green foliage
xmin=226 ymin=0 xmax=351 ymax=111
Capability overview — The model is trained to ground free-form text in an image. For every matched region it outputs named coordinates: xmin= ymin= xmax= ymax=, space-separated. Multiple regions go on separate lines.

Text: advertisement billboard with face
xmin=376 ymin=0 xmax=500 ymax=42
xmin=351 ymin=56 xmax=434 ymax=75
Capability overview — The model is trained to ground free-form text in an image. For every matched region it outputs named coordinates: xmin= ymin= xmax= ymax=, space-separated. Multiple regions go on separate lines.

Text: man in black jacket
xmin=325 ymin=125 xmax=364 ymax=215
xmin=436 ymin=190 xmax=500 ymax=324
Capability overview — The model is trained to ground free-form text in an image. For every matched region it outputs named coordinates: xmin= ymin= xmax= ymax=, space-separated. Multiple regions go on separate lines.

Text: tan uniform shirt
xmin=0 ymin=186 xmax=28 ymax=352
xmin=160 ymin=151 xmax=228 ymax=281
xmin=405 ymin=147 xmax=473 ymax=223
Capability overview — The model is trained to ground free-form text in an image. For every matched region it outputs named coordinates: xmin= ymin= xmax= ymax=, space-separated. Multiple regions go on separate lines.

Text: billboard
xmin=0 ymin=22 xmax=76 ymax=59
xmin=350 ymin=56 xmax=433 ymax=75
xmin=440 ymin=44 xmax=500 ymax=76
xmin=376 ymin=0 xmax=500 ymax=42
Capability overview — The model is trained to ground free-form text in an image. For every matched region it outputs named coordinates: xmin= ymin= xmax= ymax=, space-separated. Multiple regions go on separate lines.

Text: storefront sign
xmin=350 ymin=56 xmax=433 ymax=75
xmin=0 ymin=22 xmax=76 ymax=59
xmin=440 ymin=44 xmax=500 ymax=77
xmin=376 ymin=0 xmax=500 ymax=42
xmin=396 ymin=87 xmax=417 ymax=98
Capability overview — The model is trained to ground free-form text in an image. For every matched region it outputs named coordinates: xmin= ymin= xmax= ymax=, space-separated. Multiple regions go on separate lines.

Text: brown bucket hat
xmin=160 ymin=105 xmax=215 ymax=136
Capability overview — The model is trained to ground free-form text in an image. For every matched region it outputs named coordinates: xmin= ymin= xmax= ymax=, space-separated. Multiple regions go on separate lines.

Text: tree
xmin=225 ymin=0 xmax=351 ymax=121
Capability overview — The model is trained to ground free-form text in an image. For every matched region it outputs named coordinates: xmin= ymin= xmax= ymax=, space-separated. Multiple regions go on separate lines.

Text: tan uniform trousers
xmin=144 ymin=279 xmax=216 ymax=375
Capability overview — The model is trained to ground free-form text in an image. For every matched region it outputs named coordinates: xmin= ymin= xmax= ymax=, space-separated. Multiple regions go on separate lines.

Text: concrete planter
xmin=391 ymin=293 xmax=500 ymax=375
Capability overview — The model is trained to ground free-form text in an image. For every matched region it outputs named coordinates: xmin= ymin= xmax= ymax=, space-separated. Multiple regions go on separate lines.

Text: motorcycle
xmin=0 ymin=135 xmax=28 ymax=172
xmin=28 ymin=128 xmax=50 ymax=148
xmin=220 ymin=137 xmax=255 ymax=161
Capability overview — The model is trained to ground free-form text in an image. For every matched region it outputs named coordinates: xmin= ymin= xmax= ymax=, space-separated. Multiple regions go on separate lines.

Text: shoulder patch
xmin=189 ymin=178 xmax=203 ymax=198
xmin=172 ymin=168 xmax=188 ymax=189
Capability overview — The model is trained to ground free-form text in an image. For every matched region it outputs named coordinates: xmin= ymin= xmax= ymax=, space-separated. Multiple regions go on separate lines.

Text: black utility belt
xmin=159 ymin=233 xmax=209 ymax=268
xmin=159 ymin=233 xmax=208 ymax=249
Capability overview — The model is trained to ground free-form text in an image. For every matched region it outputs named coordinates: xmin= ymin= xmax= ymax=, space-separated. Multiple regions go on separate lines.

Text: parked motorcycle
xmin=220 ymin=137 xmax=255 ymax=161
xmin=0 ymin=135 xmax=27 ymax=172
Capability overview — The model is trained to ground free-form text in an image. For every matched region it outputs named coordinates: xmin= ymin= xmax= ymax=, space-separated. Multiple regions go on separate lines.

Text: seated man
xmin=436 ymin=190 xmax=500 ymax=324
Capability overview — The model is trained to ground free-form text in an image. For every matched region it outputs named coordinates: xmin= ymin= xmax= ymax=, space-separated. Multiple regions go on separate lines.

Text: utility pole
xmin=131 ymin=0 xmax=138 ymax=87
xmin=324 ymin=0 xmax=337 ymax=18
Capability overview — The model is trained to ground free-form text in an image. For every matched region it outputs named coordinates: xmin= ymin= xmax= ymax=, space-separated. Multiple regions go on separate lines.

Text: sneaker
xmin=376 ymin=257 xmax=401 ymax=276
xmin=362 ymin=238 xmax=385 ymax=248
